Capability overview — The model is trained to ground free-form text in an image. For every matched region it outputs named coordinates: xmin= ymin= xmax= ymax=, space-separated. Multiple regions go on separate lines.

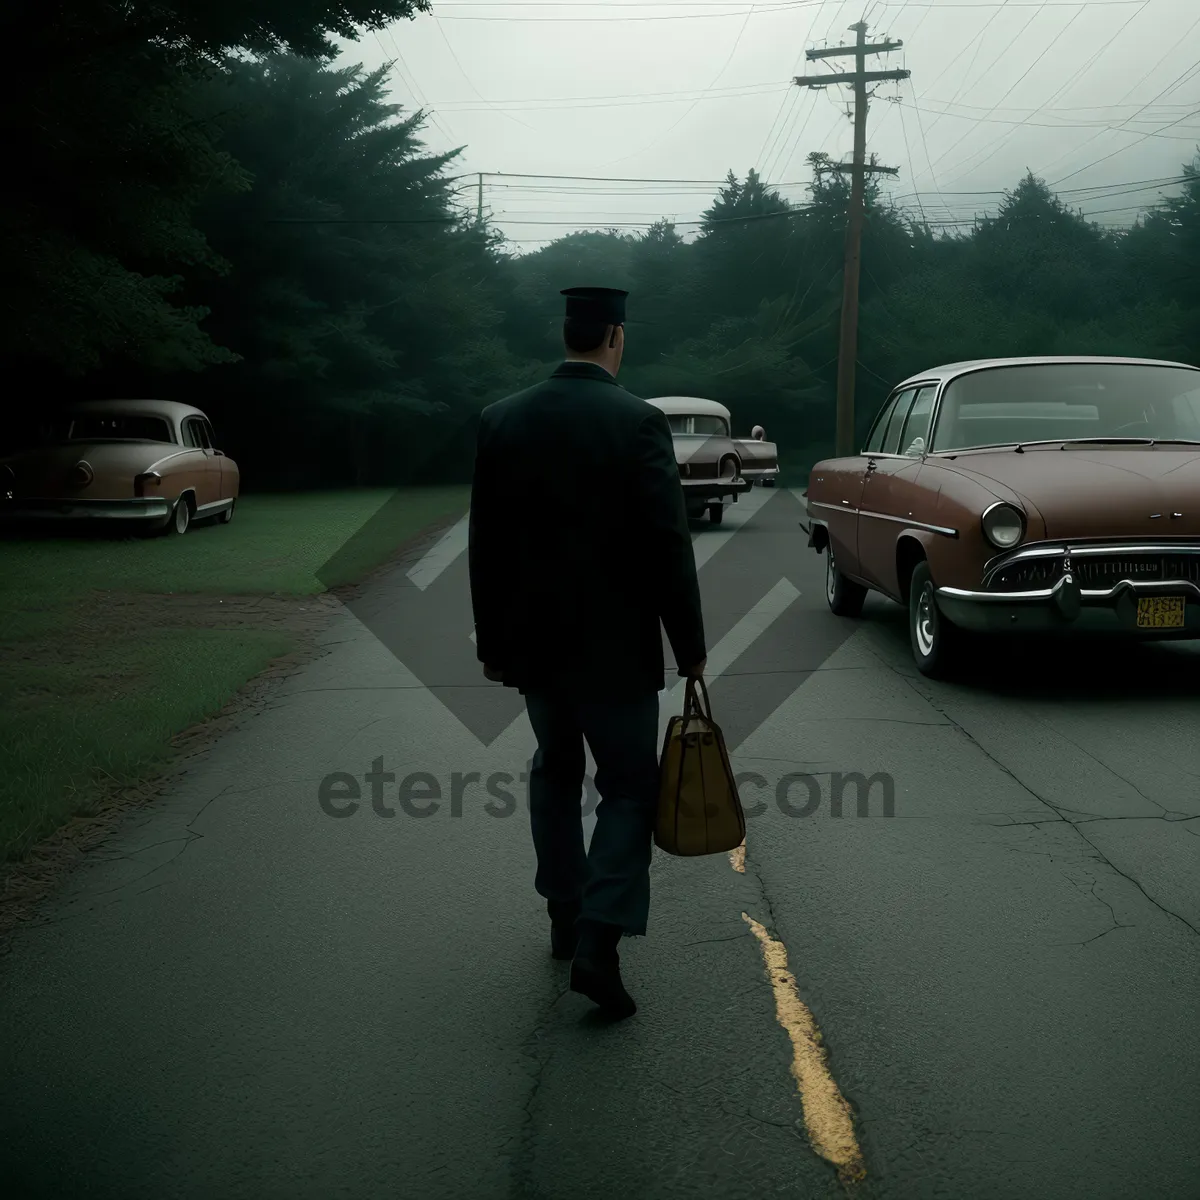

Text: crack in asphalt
xmin=870 ymin=648 xmax=1200 ymax=941
xmin=1034 ymin=724 xmax=1173 ymax=818
xmin=506 ymin=983 xmax=571 ymax=1200
xmin=682 ymin=932 xmax=752 ymax=948
xmin=18 ymin=783 xmax=236 ymax=930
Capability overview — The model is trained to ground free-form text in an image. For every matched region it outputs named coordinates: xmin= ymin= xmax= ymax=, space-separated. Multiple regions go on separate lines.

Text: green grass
xmin=0 ymin=487 xmax=469 ymax=860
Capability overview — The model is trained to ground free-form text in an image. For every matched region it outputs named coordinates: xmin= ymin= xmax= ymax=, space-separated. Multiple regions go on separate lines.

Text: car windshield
xmin=930 ymin=363 xmax=1200 ymax=451
xmin=65 ymin=414 xmax=174 ymax=443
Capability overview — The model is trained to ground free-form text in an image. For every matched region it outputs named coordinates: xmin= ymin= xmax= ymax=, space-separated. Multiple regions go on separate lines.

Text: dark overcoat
xmin=468 ymin=360 xmax=706 ymax=695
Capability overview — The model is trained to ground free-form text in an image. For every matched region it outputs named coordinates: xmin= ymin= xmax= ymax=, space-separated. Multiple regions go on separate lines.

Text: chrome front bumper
xmin=0 ymin=498 xmax=172 ymax=522
xmin=937 ymin=574 xmax=1200 ymax=635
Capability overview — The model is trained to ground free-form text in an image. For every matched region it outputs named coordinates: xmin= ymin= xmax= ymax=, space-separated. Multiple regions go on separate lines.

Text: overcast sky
xmin=334 ymin=0 xmax=1200 ymax=250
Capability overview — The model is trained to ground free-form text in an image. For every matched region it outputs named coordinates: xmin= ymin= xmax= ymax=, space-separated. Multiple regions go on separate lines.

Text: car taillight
xmin=134 ymin=471 xmax=161 ymax=498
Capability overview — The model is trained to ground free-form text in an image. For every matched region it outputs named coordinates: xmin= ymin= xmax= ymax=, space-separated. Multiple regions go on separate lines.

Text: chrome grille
xmin=987 ymin=546 xmax=1200 ymax=592
xmin=1074 ymin=554 xmax=1200 ymax=590
xmin=989 ymin=558 xmax=1064 ymax=592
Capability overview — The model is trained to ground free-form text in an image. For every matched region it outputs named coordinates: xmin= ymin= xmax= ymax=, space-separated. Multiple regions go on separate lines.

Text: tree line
xmin=5 ymin=1 xmax=1198 ymax=486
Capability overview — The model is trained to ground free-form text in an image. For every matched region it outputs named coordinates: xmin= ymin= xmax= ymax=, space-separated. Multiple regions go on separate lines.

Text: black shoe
xmin=547 ymin=899 xmax=580 ymax=961
xmin=570 ymin=921 xmax=636 ymax=1019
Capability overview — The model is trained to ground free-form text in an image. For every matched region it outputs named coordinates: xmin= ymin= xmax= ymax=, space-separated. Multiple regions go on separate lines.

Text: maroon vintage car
xmin=0 ymin=399 xmax=239 ymax=535
xmin=805 ymin=356 xmax=1200 ymax=676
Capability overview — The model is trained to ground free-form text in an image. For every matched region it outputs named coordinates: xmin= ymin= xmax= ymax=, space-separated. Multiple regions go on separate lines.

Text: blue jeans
xmin=524 ymin=689 xmax=661 ymax=936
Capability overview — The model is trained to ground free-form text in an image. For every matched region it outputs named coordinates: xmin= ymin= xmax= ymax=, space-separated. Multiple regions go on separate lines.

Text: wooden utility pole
xmin=795 ymin=22 xmax=908 ymax=457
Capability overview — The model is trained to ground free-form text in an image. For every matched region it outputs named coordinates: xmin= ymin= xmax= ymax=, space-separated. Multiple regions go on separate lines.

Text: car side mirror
xmin=751 ymin=425 xmax=765 ymax=441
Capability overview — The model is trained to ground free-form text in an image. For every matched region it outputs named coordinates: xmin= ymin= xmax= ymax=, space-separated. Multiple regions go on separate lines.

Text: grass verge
xmin=0 ymin=486 xmax=469 ymax=864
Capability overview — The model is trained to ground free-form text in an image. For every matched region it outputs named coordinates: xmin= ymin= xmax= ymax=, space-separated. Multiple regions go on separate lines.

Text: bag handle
xmin=682 ymin=674 xmax=713 ymax=720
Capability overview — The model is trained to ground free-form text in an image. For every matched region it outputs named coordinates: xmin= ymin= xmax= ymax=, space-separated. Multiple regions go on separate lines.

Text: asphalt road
xmin=2 ymin=487 xmax=1198 ymax=1200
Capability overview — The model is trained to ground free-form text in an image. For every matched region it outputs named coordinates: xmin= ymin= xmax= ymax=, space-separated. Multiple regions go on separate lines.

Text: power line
xmin=483 ymin=211 xmax=816 ymax=230
xmin=917 ymin=97 xmax=1197 ymax=115
xmin=447 ymin=171 xmax=747 ymax=184
xmin=434 ymin=83 xmax=788 ymax=112
xmin=758 ymin=0 xmax=846 ymax=177
xmin=375 ymin=29 xmax=456 ymax=147
xmin=432 ymin=1 xmax=826 ymax=22
xmin=432 ymin=0 xmax=1139 ymax=5
xmin=932 ymin=0 xmax=1157 ymax=187
xmin=888 ymin=173 xmax=1190 ymax=199
xmin=428 ymin=17 xmax=539 ymax=133
xmin=1034 ymin=8 xmax=1200 ymax=181
xmin=448 ymin=168 xmax=1190 ymax=196
xmin=914 ymin=0 xmax=1016 ymax=143
xmin=599 ymin=1 xmax=759 ymax=168
xmin=425 ymin=78 xmax=1194 ymax=118
xmin=895 ymin=92 xmax=928 ymax=225
xmin=893 ymin=99 xmax=1200 ymax=140
xmin=1052 ymin=98 xmax=1200 ymax=185
xmin=920 ymin=1 xmax=1087 ymax=183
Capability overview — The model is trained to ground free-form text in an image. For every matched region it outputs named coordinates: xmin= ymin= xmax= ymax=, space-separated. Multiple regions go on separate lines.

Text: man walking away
xmin=468 ymin=286 xmax=707 ymax=1019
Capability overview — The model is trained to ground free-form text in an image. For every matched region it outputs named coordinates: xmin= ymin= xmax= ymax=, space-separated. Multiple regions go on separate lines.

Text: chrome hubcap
xmin=176 ymin=503 xmax=188 ymax=532
xmin=826 ymin=548 xmax=837 ymax=604
xmin=915 ymin=582 xmax=937 ymax=657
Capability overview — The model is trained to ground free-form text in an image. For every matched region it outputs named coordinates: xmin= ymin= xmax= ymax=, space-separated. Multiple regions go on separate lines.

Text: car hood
xmin=935 ymin=446 xmax=1200 ymax=538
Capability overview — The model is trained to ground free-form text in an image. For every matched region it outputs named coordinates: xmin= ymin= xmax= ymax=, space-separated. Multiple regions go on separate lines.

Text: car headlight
xmin=981 ymin=502 xmax=1025 ymax=549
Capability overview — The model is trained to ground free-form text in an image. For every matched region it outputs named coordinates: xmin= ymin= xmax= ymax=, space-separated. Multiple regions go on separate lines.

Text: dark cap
xmin=561 ymin=286 xmax=627 ymax=325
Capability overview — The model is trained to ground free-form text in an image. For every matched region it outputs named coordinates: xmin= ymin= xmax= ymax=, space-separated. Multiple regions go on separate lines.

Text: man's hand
xmin=678 ymin=657 xmax=706 ymax=678
xmin=483 ymin=664 xmax=504 ymax=683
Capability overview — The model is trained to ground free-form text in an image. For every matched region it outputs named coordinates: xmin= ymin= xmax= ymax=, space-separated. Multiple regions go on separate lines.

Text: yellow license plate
xmin=1136 ymin=596 xmax=1186 ymax=628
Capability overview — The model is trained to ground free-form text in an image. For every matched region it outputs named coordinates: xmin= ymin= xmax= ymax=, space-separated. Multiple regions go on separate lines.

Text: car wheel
xmin=165 ymin=495 xmax=192 ymax=536
xmin=708 ymin=503 xmax=724 ymax=525
xmin=219 ymin=499 xmax=235 ymax=525
xmin=909 ymin=560 xmax=964 ymax=678
xmin=825 ymin=543 xmax=867 ymax=616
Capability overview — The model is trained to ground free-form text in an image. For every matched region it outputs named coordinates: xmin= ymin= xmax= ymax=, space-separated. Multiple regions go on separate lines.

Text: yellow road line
xmin=742 ymin=912 xmax=866 ymax=1184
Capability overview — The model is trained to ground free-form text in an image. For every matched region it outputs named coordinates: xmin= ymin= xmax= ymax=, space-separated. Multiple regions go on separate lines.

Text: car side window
xmin=880 ymin=389 xmax=917 ymax=454
xmin=184 ymin=418 xmax=211 ymax=449
xmin=201 ymin=419 xmax=217 ymax=449
xmin=863 ymin=396 xmax=900 ymax=453
xmin=899 ymin=386 xmax=936 ymax=456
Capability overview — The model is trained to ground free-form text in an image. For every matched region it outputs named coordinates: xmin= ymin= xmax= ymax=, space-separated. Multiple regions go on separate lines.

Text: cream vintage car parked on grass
xmin=0 ymin=399 xmax=239 ymax=536
xmin=805 ymin=356 xmax=1200 ymax=676
xmin=647 ymin=396 xmax=780 ymax=525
